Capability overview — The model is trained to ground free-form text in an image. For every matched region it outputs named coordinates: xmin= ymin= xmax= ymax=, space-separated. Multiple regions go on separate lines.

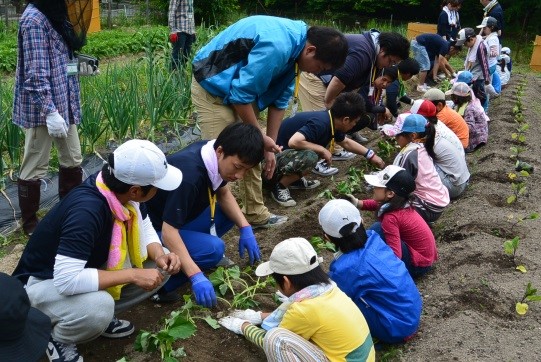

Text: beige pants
xmin=191 ymin=78 xmax=271 ymax=224
xmin=19 ymin=125 xmax=82 ymax=180
xmin=298 ymin=72 xmax=326 ymax=112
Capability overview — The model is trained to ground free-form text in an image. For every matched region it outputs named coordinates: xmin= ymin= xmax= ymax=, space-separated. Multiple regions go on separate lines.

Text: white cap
xmin=381 ymin=112 xmax=410 ymax=137
xmin=255 ymin=237 xmax=322 ymax=276
xmin=112 ymin=139 xmax=182 ymax=191
xmin=318 ymin=199 xmax=362 ymax=238
xmin=501 ymin=47 xmax=511 ymax=55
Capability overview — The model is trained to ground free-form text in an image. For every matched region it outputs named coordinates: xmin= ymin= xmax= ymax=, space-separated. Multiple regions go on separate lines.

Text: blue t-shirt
xmin=145 ymin=141 xmax=226 ymax=231
xmin=276 ymin=111 xmax=346 ymax=150
xmin=13 ymin=174 xmax=117 ymax=283
xmin=329 ymin=230 xmax=422 ymax=344
xmin=416 ymin=33 xmax=450 ymax=61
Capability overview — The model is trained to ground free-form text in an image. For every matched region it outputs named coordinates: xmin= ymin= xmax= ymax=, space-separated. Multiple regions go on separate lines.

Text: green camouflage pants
xmin=264 ymin=149 xmax=319 ymax=185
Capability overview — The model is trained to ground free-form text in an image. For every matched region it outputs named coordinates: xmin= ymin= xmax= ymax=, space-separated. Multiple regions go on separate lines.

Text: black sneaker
xmin=101 ymin=317 xmax=135 ymax=338
xmin=271 ymin=184 xmax=296 ymax=207
xmin=289 ymin=177 xmax=321 ymax=190
xmin=46 ymin=337 xmax=82 ymax=362
xmin=150 ymin=290 xmax=182 ymax=304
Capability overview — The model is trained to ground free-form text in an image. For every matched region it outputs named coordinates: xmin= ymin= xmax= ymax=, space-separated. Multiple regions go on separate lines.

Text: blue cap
xmin=457 ymin=71 xmax=473 ymax=85
xmin=400 ymin=114 xmax=427 ymax=134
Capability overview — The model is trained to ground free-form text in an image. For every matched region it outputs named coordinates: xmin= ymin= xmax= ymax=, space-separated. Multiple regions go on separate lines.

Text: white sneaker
xmin=416 ymin=84 xmax=430 ymax=92
xmin=332 ymin=150 xmax=356 ymax=161
xmin=311 ymin=160 xmax=338 ymax=176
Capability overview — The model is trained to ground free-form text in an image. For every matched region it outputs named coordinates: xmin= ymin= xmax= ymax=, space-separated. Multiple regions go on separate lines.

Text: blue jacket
xmin=329 ymin=230 xmax=422 ymax=344
xmin=192 ymin=16 xmax=307 ymax=111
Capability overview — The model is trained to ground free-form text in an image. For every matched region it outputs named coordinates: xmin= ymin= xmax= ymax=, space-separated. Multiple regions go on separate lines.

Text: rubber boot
xmin=58 ymin=166 xmax=83 ymax=199
xmin=17 ymin=179 xmax=41 ymax=235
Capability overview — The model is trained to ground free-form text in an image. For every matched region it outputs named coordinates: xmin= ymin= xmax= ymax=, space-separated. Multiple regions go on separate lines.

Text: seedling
xmin=209 ymin=266 xmax=274 ymax=309
xmin=309 ymin=235 xmax=337 ymax=253
xmin=135 ymin=309 xmax=196 ymax=361
xmin=515 ymin=282 xmax=541 ymax=315
xmin=508 ymin=212 xmax=539 ymax=233
xmin=377 ymin=139 xmax=398 ymax=161
xmin=317 ymin=188 xmax=334 ymax=200
xmin=511 ymin=123 xmax=529 ymax=144
xmin=502 ymin=236 xmax=527 ymax=272
xmin=336 ymin=166 xmax=365 ymax=195
xmin=509 ymin=146 xmax=524 ymax=160
xmin=507 ymin=171 xmax=529 ymax=204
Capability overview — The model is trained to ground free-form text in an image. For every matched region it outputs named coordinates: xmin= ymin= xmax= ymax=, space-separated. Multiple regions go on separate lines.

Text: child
xmin=477 ymin=17 xmax=500 ymax=100
xmin=497 ymin=55 xmax=511 ymax=86
xmin=271 ymin=92 xmax=385 ymax=207
xmin=385 ymin=58 xmax=421 ymax=117
xmin=383 ymin=114 xmax=450 ymax=222
xmin=446 ymin=82 xmax=489 ymax=153
xmin=437 ymin=0 xmax=463 ymax=41
xmin=219 ymin=237 xmax=376 ymax=361
xmin=409 ymin=99 xmax=470 ymax=199
xmin=457 ymin=27 xmax=490 ymax=112
xmin=348 ymin=165 xmax=437 ymax=277
xmin=501 ymin=47 xmax=512 ymax=72
xmin=319 ymin=199 xmax=422 ymax=343
xmin=358 ymin=66 xmax=398 ymax=127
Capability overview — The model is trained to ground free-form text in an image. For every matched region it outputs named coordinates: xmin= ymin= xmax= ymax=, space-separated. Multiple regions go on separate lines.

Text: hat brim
xmin=255 ymin=261 xmax=273 ymax=277
xmin=455 ymin=38 xmax=466 ymax=47
xmin=445 ymin=89 xmax=453 ymax=96
xmin=364 ymin=174 xmax=386 ymax=188
xmin=0 ymin=307 xmax=51 ymax=361
xmin=476 ymin=24 xmax=485 ymax=28
xmin=152 ymin=165 xmax=183 ymax=191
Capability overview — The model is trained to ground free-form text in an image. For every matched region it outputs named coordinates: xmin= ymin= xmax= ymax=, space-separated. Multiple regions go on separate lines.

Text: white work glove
xmin=77 ymin=54 xmax=100 ymax=76
xmin=339 ymin=193 xmax=359 ymax=207
xmin=218 ymin=316 xmax=248 ymax=335
xmin=46 ymin=111 xmax=68 ymax=138
xmin=230 ymin=309 xmax=263 ymax=325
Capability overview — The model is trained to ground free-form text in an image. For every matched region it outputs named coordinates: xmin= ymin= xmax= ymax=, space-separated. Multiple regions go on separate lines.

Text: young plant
xmin=511 ymin=123 xmax=529 ymax=144
xmin=503 ymin=236 xmax=526 ymax=272
xmin=309 ymin=235 xmax=337 ymax=254
xmin=209 ymin=266 xmax=274 ymax=309
xmin=507 ymin=170 xmax=529 ymax=204
xmin=336 ymin=166 xmax=365 ymax=195
xmin=509 ymin=146 xmax=524 ymax=160
xmin=377 ymin=139 xmax=398 ymax=161
xmin=317 ymin=188 xmax=335 ymax=200
xmin=516 ymin=282 xmax=541 ymax=315
xmin=134 ymin=309 xmax=196 ymax=361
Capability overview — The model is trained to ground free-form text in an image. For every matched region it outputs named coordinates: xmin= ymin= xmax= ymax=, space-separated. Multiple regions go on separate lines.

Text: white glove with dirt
xmin=339 ymin=194 xmax=359 ymax=207
xmin=46 ymin=111 xmax=68 ymax=138
xmin=218 ymin=316 xmax=248 ymax=335
xmin=78 ymin=61 xmax=100 ymax=76
xmin=230 ymin=309 xmax=263 ymax=325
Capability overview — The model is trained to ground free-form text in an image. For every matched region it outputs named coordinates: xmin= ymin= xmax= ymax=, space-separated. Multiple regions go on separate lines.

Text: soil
xmin=2 ymin=72 xmax=541 ymax=362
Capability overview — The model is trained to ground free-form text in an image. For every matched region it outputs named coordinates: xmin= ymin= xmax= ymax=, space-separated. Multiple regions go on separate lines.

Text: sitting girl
xmin=319 ymin=199 xmax=422 ymax=343
xmin=382 ymin=114 xmax=450 ymax=222
xmin=448 ymin=82 xmax=488 ymax=153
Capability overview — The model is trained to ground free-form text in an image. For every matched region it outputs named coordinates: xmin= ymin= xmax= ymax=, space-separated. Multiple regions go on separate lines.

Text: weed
xmin=515 ymin=282 xmax=541 ymax=315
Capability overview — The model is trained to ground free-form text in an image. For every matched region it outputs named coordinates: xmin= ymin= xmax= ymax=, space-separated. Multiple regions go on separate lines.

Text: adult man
xmin=168 ymin=0 xmax=196 ymax=70
xmin=191 ymin=16 xmax=347 ymax=228
xmin=480 ymin=0 xmax=504 ymax=42
xmin=13 ymin=0 xmax=92 ymax=235
xmin=410 ymin=33 xmax=462 ymax=92
xmin=13 ymin=140 xmax=183 ymax=362
xmin=269 ymin=92 xmax=385 ymax=207
xmin=298 ymin=31 xmax=410 ymax=111
xmin=146 ymin=123 xmax=264 ymax=306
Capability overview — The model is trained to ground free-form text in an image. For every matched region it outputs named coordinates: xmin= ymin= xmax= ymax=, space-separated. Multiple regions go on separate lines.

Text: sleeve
xmin=53 ymin=255 xmax=99 ymax=295
xmin=478 ymin=44 xmax=490 ymax=80
xmin=381 ymin=214 xmax=403 ymax=259
xmin=21 ymin=19 xmax=56 ymax=116
xmin=385 ymin=81 xmax=399 ymax=117
xmin=229 ymin=35 xmax=294 ymax=107
xmin=399 ymin=149 xmax=419 ymax=179
xmin=361 ymin=199 xmax=379 ymax=211
xmin=141 ymin=215 xmax=161 ymax=248
xmin=437 ymin=12 xmax=448 ymax=38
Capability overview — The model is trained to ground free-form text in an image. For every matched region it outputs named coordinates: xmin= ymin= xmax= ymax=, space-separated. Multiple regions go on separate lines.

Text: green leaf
xmin=209 ymin=267 xmax=225 ymax=286
xmin=203 ymin=316 xmax=221 ymax=329
xmin=168 ymin=322 xmax=197 ymax=339
xmin=219 ymin=283 xmax=228 ymax=296
xmin=503 ymin=240 xmax=515 ymax=255
xmin=516 ymin=302 xmax=529 ymax=315
xmin=507 ymin=195 xmax=516 ymax=204
xmin=519 ymin=170 xmax=530 ymax=177
xmin=227 ymin=266 xmax=241 ymax=280
xmin=516 ymin=265 xmax=527 ymax=273
xmin=163 ymin=357 xmax=179 ymax=362
xmin=526 ymin=295 xmax=541 ymax=302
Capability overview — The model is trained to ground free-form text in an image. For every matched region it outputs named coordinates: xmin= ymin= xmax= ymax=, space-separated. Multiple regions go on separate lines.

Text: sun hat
xmin=363 ymin=165 xmax=416 ymax=198
xmin=112 ymin=139 xmax=182 ymax=191
xmin=410 ymin=99 xmax=437 ymax=117
xmin=445 ymin=81 xmax=471 ymax=97
xmin=476 ymin=16 xmax=497 ymax=29
xmin=381 ymin=112 xmax=410 ymax=137
xmin=456 ymin=70 xmax=473 ymax=85
xmin=255 ymin=238 xmax=323 ymax=276
xmin=318 ymin=199 xmax=362 ymax=238
xmin=423 ymin=88 xmax=446 ymax=102
xmin=0 ymin=273 xmax=51 ymax=362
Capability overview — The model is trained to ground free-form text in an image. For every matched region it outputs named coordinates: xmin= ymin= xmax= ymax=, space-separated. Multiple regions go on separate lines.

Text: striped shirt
xmin=168 ymin=0 xmax=195 ymax=35
xmin=12 ymin=4 xmax=81 ymax=128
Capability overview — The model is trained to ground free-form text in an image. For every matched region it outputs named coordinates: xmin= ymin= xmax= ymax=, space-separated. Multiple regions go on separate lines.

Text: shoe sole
xmin=271 ymin=193 xmax=296 ymax=207
xmin=289 ymin=181 xmax=321 ymax=190
xmin=311 ymin=169 xmax=338 ymax=177
xmin=101 ymin=325 xmax=135 ymax=339
xmin=252 ymin=216 xmax=288 ymax=229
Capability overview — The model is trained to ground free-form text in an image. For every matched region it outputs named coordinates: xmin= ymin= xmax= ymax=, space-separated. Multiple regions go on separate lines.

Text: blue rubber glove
xmin=239 ymin=226 xmax=261 ymax=265
xmin=189 ymin=272 xmax=216 ymax=308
